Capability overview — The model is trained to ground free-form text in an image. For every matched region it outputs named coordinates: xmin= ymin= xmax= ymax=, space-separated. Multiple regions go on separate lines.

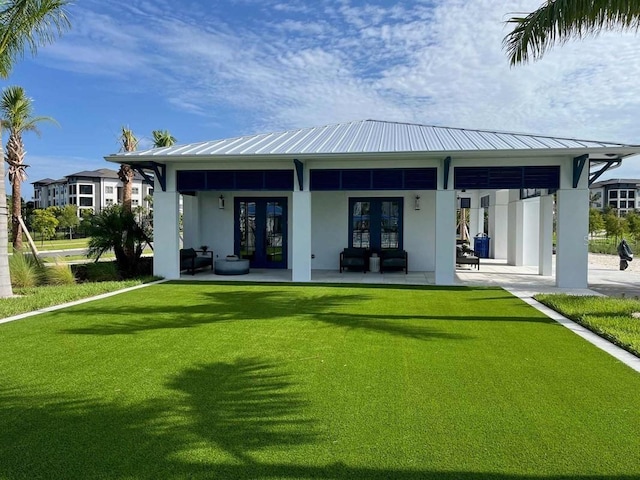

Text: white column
xmin=538 ymin=193 xmax=554 ymax=276
xmin=182 ymin=194 xmax=200 ymax=248
xmin=153 ymin=172 xmax=180 ymax=280
xmin=522 ymin=197 xmax=540 ymax=266
xmin=489 ymin=190 xmax=509 ymax=259
xmin=508 ymin=191 xmax=523 ymax=265
xmin=292 ymin=160 xmax=311 ymax=282
xmin=556 ymin=188 xmax=589 ymax=288
xmin=435 ymin=189 xmax=456 ymax=285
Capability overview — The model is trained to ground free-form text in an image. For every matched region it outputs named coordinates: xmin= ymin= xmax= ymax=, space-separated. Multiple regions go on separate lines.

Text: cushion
xmin=382 ymin=249 xmax=406 ymax=259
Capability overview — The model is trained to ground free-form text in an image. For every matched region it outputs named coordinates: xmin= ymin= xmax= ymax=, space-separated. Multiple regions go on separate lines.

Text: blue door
xmin=235 ymin=198 xmax=287 ymax=269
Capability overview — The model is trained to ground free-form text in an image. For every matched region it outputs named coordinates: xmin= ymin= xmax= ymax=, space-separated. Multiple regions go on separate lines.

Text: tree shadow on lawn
xmin=59 ymin=288 xmax=552 ymax=338
xmin=0 ymin=358 xmax=315 ymax=479
xmin=0 ymin=357 xmax=634 ymax=480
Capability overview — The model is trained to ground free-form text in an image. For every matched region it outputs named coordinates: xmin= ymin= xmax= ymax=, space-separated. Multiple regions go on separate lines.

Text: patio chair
xmin=180 ymin=248 xmax=214 ymax=275
xmin=456 ymin=245 xmax=479 ymax=270
xmin=380 ymin=249 xmax=408 ymax=273
xmin=339 ymin=247 xmax=369 ymax=273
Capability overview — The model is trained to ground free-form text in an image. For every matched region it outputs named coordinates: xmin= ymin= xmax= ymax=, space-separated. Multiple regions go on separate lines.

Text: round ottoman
xmin=215 ymin=258 xmax=250 ymax=275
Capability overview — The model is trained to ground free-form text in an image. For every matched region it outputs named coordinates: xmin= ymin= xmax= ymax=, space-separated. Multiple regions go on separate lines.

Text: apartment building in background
xmin=589 ymin=179 xmax=640 ymax=215
xmin=32 ymin=168 xmax=153 ymax=216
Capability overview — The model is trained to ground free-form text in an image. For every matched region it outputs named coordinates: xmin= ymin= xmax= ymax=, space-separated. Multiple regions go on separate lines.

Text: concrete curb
xmin=0 ymin=279 xmax=169 ymax=325
xmin=507 ymin=288 xmax=640 ymax=374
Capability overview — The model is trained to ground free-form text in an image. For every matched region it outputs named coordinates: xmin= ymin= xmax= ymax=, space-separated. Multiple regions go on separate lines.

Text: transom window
xmin=349 ymin=198 xmax=403 ymax=251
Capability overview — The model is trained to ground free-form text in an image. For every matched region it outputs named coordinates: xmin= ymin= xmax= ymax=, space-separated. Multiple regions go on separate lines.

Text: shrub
xmin=9 ymin=251 xmax=42 ymax=288
xmin=44 ymin=258 xmax=76 ymax=286
xmin=86 ymin=261 xmax=120 ymax=282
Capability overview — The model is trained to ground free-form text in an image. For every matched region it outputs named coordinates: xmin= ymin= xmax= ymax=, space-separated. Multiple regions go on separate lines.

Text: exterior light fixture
xmin=218 ymin=194 xmax=225 ymax=209
xmin=414 ymin=195 xmax=421 ymax=210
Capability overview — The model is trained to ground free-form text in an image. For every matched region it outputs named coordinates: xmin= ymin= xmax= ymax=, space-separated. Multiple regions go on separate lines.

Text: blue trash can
xmin=474 ymin=234 xmax=490 ymax=258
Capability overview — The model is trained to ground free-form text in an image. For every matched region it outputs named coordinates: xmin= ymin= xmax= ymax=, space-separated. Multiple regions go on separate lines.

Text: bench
xmin=180 ymin=248 xmax=214 ymax=275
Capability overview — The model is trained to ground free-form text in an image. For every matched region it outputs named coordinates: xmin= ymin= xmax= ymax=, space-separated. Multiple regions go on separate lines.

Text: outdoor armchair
xmin=380 ymin=249 xmax=408 ymax=273
xmin=180 ymin=248 xmax=214 ymax=275
xmin=339 ymin=247 xmax=369 ymax=272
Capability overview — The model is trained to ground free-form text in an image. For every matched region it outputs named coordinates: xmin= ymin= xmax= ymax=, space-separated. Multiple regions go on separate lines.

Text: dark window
xmin=206 ymin=171 xmax=234 ymax=189
xmin=79 ymin=185 xmax=93 ymax=195
xmin=480 ymin=195 xmax=490 ymax=208
xmin=455 ymin=166 xmax=560 ymax=189
xmin=178 ymin=170 xmax=293 ymax=191
xmin=459 ymin=197 xmax=471 ymax=208
xmin=620 ymin=201 xmax=627 ymax=209
xmin=79 ymin=197 xmax=93 ymax=206
xmin=620 ymin=191 xmax=628 ymax=199
xmin=610 ymin=191 xmax=618 ymax=199
xmin=310 ymin=168 xmax=436 ymax=190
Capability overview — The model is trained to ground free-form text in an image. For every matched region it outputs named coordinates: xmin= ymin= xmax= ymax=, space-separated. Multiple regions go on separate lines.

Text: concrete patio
xmin=179 ymin=256 xmax=640 ymax=298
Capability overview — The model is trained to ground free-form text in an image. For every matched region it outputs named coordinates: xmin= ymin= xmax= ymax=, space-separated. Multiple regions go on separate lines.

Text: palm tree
xmin=152 ymin=129 xmax=176 ymax=148
xmin=0 ymin=0 xmax=70 ymax=298
xmin=86 ymin=205 xmax=148 ymax=278
xmin=118 ymin=126 xmax=138 ymax=215
xmin=1 ymin=85 xmax=56 ymax=250
xmin=504 ymin=1 xmax=640 ymax=65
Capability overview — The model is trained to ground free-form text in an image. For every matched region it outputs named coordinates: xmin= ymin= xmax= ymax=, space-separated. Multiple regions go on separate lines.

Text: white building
xmin=589 ymin=179 xmax=640 ymax=215
xmin=105 ymin=120 xmax=640 ymax=289
xmin=32 ymin=168 xmax=153 ymax=215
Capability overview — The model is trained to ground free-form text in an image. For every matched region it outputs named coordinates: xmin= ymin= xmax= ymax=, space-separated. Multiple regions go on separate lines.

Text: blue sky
xmin=7 ymin=0 xmax=640 ymax=199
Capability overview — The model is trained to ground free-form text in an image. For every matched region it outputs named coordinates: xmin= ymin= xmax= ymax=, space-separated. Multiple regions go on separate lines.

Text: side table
xmin=369 ymin=255 xmax=380 ymax=273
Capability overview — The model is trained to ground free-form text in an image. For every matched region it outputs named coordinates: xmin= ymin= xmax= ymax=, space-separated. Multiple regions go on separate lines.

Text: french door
xmin=234 ymin=197 xmax=287 ymax=268
xmin=349 ymin=197 xmax=403 ymax=251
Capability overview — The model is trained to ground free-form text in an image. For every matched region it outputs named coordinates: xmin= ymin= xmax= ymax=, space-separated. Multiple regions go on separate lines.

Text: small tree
xmin=53 ymin=204 xmax=79 ymax=238
xmin=624 ymin=210 xmax=640 ymax=244
xmin=78 ymin=209 xmax=93 ymax=237
xmin=31 ymin=208 xmax=58 ymax=244
xmin=603 ymin=209 xmax=626 ymax=242
xmin=589 ymin=208 xmax=605 ymax=238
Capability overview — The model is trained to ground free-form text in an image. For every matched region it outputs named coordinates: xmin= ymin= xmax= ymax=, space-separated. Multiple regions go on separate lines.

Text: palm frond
xmin=151 ymin=129 xmax=176 ymax=148
xmin=504 ymin=0 xmax=640 ymax=65
xmin=1 ymin=86 xmax=56 ymax=134
xmin=120 ymin=126 xmax=138 ymax=152
xmin=0 ymin=0 xmax=71 ymax=78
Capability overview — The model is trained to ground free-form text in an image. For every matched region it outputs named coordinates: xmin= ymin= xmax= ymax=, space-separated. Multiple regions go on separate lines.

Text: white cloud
xmin=34 ymin=0 xmax=640 ymax=178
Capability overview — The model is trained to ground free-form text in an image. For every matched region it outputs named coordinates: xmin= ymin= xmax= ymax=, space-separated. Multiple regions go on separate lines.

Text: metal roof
xmin=106 ymin=119 xmax=640 ymax=160
xmin=590 ymin=178 xmax=640 ymax=188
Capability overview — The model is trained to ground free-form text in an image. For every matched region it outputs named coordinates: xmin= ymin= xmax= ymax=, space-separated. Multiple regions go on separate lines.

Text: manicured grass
xmin=1 ymin=282 xmax=639 ymax=479
xmin=0 ymin=279 xmax=157 ymax=318
xmin=28 ymin=237 xmax=90 ymax=251
xmin=536 ymin=293 xmax=640 ymax=356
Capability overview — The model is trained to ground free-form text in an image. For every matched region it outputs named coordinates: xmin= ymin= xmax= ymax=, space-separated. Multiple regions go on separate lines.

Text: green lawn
xmin=27 ymin=237 xmax=90 ymax=251
xmin=1 ymin=282 xmax=639 ymax=479
xmin=536 ymin=293 xmax=640 ymax=356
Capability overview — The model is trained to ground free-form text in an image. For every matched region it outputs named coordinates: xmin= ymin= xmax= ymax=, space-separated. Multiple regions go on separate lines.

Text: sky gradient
xmin=7 ymin=0 xmax=640 ymax=199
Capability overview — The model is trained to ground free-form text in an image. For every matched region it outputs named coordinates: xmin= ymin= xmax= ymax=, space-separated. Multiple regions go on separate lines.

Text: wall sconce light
xmin=218 ymin=194 xmax=225 ymax=209
xmin=414 ymin=195 xmax=421 ymax=210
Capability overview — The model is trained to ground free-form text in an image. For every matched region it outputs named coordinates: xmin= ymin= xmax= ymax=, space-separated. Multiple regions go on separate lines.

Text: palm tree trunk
xmin=0 ymin=154 xmax=13 ymax=297
xmin=11 ymin=173 xmax=22 ymax=250
xmin=119 ymin=164 xmax=134 ymax=215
